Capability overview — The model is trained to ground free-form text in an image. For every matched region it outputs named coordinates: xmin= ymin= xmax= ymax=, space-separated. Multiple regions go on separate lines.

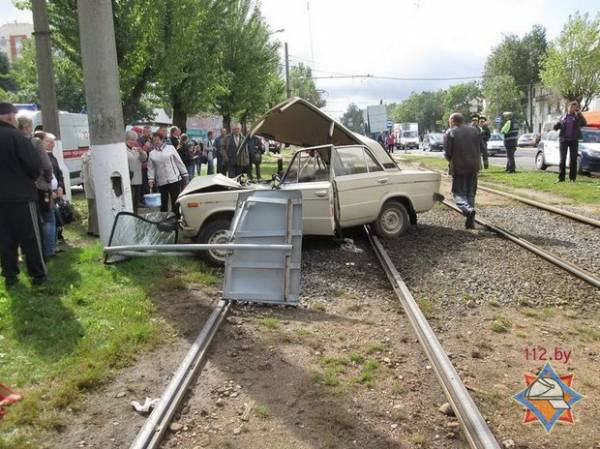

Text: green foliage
xmin=482 ymin=75 xmax=523 ymax=122
xmin=541 ymin=12 xmax=600 ymax=110
xmin=441 ymin=81 xmax=481 ymax=124
xmin=391 ymin=90 xmax=445 ymax=134
xmin=341 ymin=103 xmax=364 ymax=132
xmin=0 ymin=52 xmax=18 ymax=92
xmin=214 ymin=0 xmax=283 ymax=129
xmin=289 ymin=63 xmax=325 ymax=108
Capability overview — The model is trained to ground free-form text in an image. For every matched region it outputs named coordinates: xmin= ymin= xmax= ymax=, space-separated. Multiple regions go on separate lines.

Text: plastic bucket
xmin=144 ymin=193 xmax=161 ymax=208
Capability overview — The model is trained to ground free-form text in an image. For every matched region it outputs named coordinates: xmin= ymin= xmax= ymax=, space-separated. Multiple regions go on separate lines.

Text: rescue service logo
xmin=513 ymin=362 xmax=583 ymax=432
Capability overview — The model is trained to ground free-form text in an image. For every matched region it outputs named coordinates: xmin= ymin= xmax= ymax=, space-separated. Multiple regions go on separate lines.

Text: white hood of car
xmin=179 ymin=174 xmax=242 ymax=196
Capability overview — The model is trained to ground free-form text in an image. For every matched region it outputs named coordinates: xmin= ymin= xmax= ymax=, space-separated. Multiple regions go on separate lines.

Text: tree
xmin=541 ymin=12 xmax=600 ymax=111
xmin=392 ymin=90 xmax=444 ymax=134
xmin=213 ymin=0 xmax=283 ymax=130
xmin=0 ymin=52 xmax=18 ymax=92
xmin=289 ymin=63 xmax=325 ymax=108
xmin=157 ymin=0 xmax=229 ymax=130
xmin=441 ymin=82 xmax=481 ymax=124
xmin=341 ymin=103 xmax=364 ymax=133
xmin=482 ymin=75 xmax=523 ymax=122
xmin=7 ymin=38 xmax=86 ymax=112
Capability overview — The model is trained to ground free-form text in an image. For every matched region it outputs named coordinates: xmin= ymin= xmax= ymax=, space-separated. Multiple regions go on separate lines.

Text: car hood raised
xmin=249 ymin=97 xmax=394 ymax=166
xmin=179 ymin=174 xmax=243 ymax=197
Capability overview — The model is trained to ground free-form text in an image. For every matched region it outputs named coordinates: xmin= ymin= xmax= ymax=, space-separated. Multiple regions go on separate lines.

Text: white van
xmin=18 ymin=110 xmax=89 ymax=185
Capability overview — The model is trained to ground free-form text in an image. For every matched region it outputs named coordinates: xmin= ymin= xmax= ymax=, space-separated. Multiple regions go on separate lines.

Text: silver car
xmin=177 ymin=98 xmax=441 ymax=265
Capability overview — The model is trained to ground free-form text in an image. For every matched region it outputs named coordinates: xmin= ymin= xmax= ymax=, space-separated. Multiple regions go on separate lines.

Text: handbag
xmin=37 ymin=189 xmax=52 ymax=212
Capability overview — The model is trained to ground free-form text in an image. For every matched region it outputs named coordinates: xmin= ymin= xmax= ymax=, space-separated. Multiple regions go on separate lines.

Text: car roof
xmin=249 ymin=97 xmax=396 ymax=167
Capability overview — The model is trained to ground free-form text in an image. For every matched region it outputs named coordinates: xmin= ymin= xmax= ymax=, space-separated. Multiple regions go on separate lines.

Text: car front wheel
xmin=535 ymin=151 xmax=547 ymax=170
xmin=195 ymin=219 xmax=231 ymax=267
xmin=373 ymin=201 xmax=410 ymax=239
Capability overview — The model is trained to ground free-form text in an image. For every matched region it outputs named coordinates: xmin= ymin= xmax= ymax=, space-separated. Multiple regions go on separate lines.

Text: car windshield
xmin=402 ymin=131 xmax=418 ymax=138
xmin=582 ymin=129 xmax=600 ymax=143
xmin=490 ymin=133 xmax=502 ymax=141
xmin=284 ymin=148 xmax=331 ymax=183
xmin=521 ymin=134 xmax=533 ymax=139
xmin=430 ymin=133 xmax=443 ymax=142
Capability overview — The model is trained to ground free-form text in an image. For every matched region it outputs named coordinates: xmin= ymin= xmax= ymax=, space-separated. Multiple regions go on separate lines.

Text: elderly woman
xmin=148 ymin=131 xmax=188 ymax=217
xmin=33 ymin=131 xmax=59 ymax=259
xmin=125 ymin=130 xmax=148 ymax=214
xmin=80 ymin=149 xmax=99 ymax=236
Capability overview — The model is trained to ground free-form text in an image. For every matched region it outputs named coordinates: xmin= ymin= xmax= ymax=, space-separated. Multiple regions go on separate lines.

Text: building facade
xmin=0 ymin=22 xmax=33 ymax=63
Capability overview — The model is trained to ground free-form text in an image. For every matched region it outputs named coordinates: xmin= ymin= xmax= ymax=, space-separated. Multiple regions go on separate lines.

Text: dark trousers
xmin=0 ymin=201 xmax=47 ymax=280
xmin=217 ymin=157 xmax=226 ymax=175
xmin=227 ymin=164 xmax=238 ymax=178
xmin=559 ymin=139 xmax=578 ymax=181
xmin=131 ymin=184 xmax=141 ymax=215
xmin=451 ymin=174 xmax=478 ymax=215
xmin=253 ymin=162 xmax=261 ymax=180
xmin=158 ymin=182 xmax=182 ymax=218
xmin=505 ymin=147 xmax=516 ymax=172
xmin=141 ymin=167 xmax=149 ymax=200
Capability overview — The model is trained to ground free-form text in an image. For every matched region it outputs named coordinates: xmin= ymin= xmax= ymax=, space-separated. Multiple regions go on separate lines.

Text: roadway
xmin=398 ymin=147 xmax=540 ymax=170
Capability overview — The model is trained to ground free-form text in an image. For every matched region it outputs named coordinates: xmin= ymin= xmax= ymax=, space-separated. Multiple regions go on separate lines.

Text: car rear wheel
xmin=373 ymin=201 xmax=409 ymax=239
xmin=577 ymin=156 xmax=589 ymax=176
xmin=535 ymin=152 xmax=547 ymax=170
xmin=195 ymin=219 xmax=231 ymax=267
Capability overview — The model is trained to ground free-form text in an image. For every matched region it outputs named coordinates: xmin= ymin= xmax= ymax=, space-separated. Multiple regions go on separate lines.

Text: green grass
xmin=254 ymin=402 xmax=271 ymax=419
xmin=399 ymin=154 xmax=600 ymax=205
xmin=490 ymin=317 xmax=513 ymax=333
xmin=353 ymin=358 xmax=380 ymax=386
xmin=257 ymin=316 xmax=280 ymax=330
xmin=0 ymin=197 xmax=218 ymax=448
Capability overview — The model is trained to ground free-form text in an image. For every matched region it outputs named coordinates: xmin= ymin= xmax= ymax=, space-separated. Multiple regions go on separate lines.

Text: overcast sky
xmin=2 ymin=0 xmax=599 ymax=118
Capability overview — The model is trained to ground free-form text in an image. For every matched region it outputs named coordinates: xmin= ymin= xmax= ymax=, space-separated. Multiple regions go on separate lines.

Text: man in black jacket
xmin=444 ymin=112 xmax=488 ymax=229
xmin=553 ymin=101 xmax=587 ymax=183
xmin=0 ymin=102 xmax=46 ymax=287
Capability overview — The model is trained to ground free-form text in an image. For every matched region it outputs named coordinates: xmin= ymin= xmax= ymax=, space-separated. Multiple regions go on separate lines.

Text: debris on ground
xmin=131 ymin=397 xmax=160 ymax=415
xmin=340 ymin=238 xmax=363 ymax=254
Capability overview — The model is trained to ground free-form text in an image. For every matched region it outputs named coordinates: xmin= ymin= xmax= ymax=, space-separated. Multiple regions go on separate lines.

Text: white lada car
xmin=177 ymin=97 xmax=441 ymax=265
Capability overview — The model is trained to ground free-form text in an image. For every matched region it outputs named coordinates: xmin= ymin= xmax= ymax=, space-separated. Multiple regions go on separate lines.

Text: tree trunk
xmin=222 ymin=114 xmax=231 ymax=133
xmin=172 ymin=97 xmax=187 ymax=132
xmin=122 ymin=66 xmax=152 ymax=124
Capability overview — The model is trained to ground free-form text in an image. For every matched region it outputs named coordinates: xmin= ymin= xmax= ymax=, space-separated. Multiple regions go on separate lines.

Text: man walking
xmin=0 ymin=102 xmax=46 ymax=287
xmin=553 ymin=101 xmax=587 ymax=183
xmin=501 ymin=112 xmax=519 ymax=173
xmin=444 ymin=112 xmax=488 ymax=229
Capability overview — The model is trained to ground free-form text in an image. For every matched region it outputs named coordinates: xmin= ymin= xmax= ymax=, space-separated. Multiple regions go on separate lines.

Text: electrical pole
xmin=284 ymin=42 xmax=291 ymax=98
xmin=77 ymin=0 xmax=132 ymax=244
xmin=528 ymin=83 xmax=534 ymax=133
xmin=31 ymin=0 xmax=71 ymax=200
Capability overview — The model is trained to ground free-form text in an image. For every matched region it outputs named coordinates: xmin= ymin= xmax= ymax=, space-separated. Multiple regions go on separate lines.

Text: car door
xmin=281 ymin=147 xmax=335 ymax=236
xmin=331 ymin=145 xmax=386 ymax=227
xmin=545 ymin=131 xmax=560 ymax=166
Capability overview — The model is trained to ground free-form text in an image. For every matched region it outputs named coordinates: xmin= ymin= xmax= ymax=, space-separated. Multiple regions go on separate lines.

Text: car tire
xmin=373 ymin=201 xmax=410 ymax=239
xmin=535 ymin=152 xmax=547 ymax=170
xmin=195 ymin=219 xmax=231 ymax=267
xmin=577 ymin=156 xmax=589 ymax=176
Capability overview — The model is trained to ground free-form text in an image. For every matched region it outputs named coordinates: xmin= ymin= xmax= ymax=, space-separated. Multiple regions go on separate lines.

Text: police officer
xmin=501 ymin=112 xmax=519 ymax=173
xmin=0 ymin=102 xmax=46 ymax=287
xmin=479 ymin=115 xmax=491 ymax=155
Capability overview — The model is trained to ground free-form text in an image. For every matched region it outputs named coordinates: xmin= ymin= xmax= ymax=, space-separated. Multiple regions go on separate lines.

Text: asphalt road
xmin=400 ymin=147 xmax=541 ymax=170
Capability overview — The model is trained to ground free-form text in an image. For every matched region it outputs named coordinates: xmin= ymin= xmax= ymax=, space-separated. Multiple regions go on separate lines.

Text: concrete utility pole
xmin=77 ymin=0 xmax=132 ymax=244
xmin=31 ymin=0 xmax=72 ymax=200
xmin=284 ymin=42 xmax=291 ymax=98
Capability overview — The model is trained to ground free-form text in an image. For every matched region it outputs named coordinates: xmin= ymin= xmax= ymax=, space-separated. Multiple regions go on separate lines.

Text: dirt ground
xmin=40 ymin=189 xmax=600 ymax=449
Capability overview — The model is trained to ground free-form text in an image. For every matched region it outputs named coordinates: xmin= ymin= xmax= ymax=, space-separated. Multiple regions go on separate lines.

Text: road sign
xmin=386 ymin=120 xmax=394 ymax=129
xmin=495 ymin=116 xmax=502 ymax=124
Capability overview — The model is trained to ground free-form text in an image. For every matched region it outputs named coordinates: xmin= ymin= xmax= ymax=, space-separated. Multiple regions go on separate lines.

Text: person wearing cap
xmin=0 ymin=102 xmax=46 ymax=287
xmin=500 ymin=112 xmax=519 ymax=173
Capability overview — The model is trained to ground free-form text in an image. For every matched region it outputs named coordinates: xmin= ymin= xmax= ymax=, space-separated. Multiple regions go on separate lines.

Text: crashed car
xmin=177 ymin=97 xmax=441 ymax=265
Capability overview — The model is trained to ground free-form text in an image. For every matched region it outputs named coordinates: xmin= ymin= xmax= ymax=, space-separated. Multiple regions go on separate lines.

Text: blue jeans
xmin=452 ymin=174 xmax=478 ymax=214
xmin=40 ymin=207 xmax=56 ymax=257
xmin=206 ymin=158 xmax=214 ymax=175
xmin=186 ymin=164 xmax=196 ymax=179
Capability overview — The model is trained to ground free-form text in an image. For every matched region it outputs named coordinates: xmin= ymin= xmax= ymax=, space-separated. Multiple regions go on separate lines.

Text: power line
xmin=313 ymin=74 xmax=485 ymax=81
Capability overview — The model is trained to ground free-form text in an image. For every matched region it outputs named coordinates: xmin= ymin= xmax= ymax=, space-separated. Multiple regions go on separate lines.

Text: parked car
xmin=535 ymin=128 xmax=600 ymax=175
xmin=517 ymin=133 xmax=539 ymax=148
xmin=177 ymin=97 xmax=441 ymax=266
xmin=422 ymin=133 xmax=444 ymax=152
xmin=487 ymin=133 xmax=506 ymax=156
